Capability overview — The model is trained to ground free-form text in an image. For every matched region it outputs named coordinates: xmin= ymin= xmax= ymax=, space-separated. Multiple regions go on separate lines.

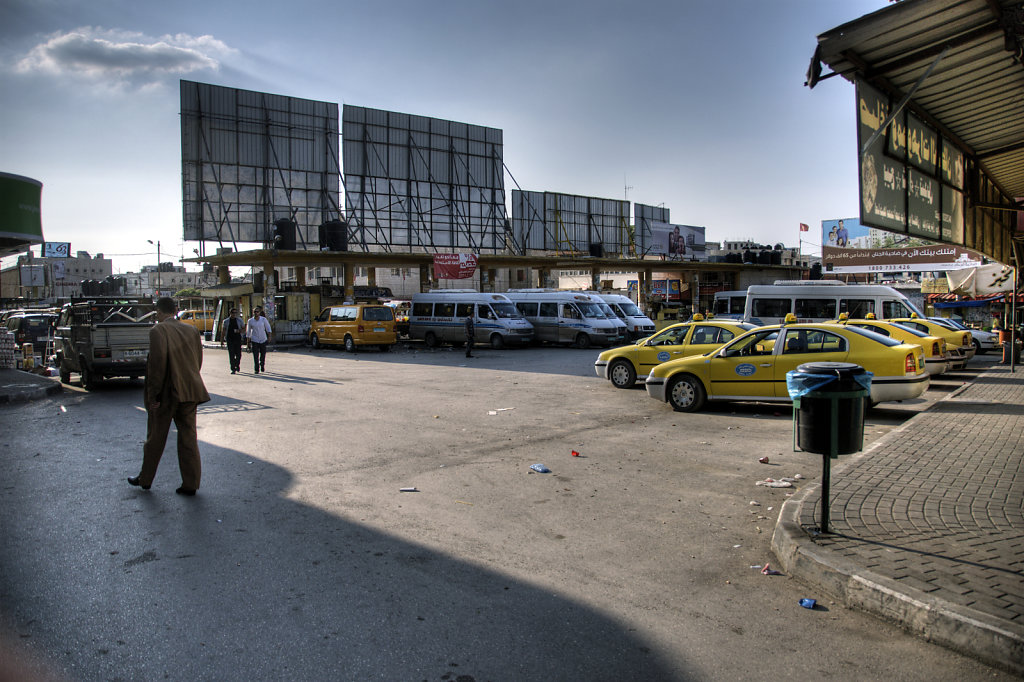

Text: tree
xmin=174 ymin=287 xmax=203 ymax=299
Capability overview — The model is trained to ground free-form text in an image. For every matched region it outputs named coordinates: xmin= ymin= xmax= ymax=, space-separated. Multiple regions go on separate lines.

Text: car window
xmin=330 ymin=308 xmax=345 ymax=322
xmin=455 ymin=303 xmax=474 ymax=318
xmin=795 ymin=298 xmax=836 ymax=319
xmin=844 ymin=325 xmax=902 ymax=346
xmin=436 ymin=303 xmax=455 ymax=318
xmin=516 ymin=302 xmax=538 ymax=316
xmin=691 ymin=325 xmax=723 ymax=345
xmin=724 ymin=329 xmax=778 ymax=357
xmin=751 ymin=298 xmax=790 ymax=318
xmin=883 ymin=300 xmax=916 ymax=318
xmin=841 ymin=299 xmax=874 ymax=318
xmin=851 ymin=323 xmax=889 ymax=337
xmin=539 ymin=302 xmax=557 ymax=317
xmin=363 ymin=307 xmax=393 ymax=321
xmin=561 ymin=304 xmax=580 ymax=319
xmin=650 ymin=326 xmax=688 ymax=345
xmin=412 ymin=302 xmax=432 ymax=317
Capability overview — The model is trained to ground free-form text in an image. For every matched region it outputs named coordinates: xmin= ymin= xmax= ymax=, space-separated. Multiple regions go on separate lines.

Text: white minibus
xmin=743 ymin=281 xmax=923 ymax=324
xmin=595 ymin=293 xmax=656 ymax=340
xmin=505 ymin=289 xmax=620 ymax=348
xmin=409 ymin=291 xmax=534 ymax=349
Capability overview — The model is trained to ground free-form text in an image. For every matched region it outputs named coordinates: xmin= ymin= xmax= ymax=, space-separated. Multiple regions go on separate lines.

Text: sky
xmin=0 ymin=0 xmax=890 ymax=275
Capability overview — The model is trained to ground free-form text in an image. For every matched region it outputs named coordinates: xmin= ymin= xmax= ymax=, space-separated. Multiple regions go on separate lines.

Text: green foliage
xmin=174 ymin=287 xmax=203 ymax=298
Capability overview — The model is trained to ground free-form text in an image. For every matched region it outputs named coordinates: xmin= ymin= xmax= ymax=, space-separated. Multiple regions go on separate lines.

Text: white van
xmin=410 ymin=291 xmax=534 ymax=349
xmin=581 ymin=293 xmax=629 ymax=344
xmin=595 ymin=293 xmax=656 ymax=340
xmin=505 ymin=289 xmax=620 ymax=348
xmin=712 ymin=290 xmax=748 ymax=319
xmin=743 ymin=281 xmax=923 ymax=325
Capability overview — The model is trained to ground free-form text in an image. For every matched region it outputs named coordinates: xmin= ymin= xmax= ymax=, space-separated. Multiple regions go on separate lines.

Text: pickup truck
xmin=54 ymin=298 xmax=157 ymax=390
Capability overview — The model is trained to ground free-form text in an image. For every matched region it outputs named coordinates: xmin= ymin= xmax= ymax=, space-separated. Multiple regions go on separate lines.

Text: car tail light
xmin=95 ymin=348 xmax=111 ymax=359
xmin=905 ymin=353 xmax=916 ymax=374
xmin=932 ymin=341 xmax=940 ymax=356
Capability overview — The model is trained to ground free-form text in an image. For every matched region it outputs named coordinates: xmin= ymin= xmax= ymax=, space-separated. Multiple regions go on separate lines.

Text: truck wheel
xmin=59 ymin=360 xmax=71 ymax=384
xmin=311 ymin=333 xmax=321 ymax=350
xmin=489 ymin=334 xmax=504 ymax=350
xmin=344 ymin=335 xmax=356 ymax=353
xmin=424 ymin=332 xmax=439 ymax=348
xmin=80 ymin=363 xmax=99 ymax=391
xmin=575 ymin=333 xmax=592 ymax=349
xmin=667 ymin=374 xmax=706 ymax=412
xmin=609 ymin=359 xmax=637 ymax=389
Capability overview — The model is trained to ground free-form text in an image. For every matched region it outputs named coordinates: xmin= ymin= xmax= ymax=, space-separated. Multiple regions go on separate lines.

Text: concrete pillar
xmin=591 ymin=266 xmax=601 ymax=291
xmin=419 ymin=266 xmax=431 ymax=293
xmin=218 ymin=265 xmax=230 ymax=285
xmin=538 ymin=268 xmax=551 ymax=288
xmin=367 ymin=267 xmax=376 ymax=288
xmin=344 ymin=264 xmax=355 ymax=301
xmin=295 ymin=266 xmax=306 ymax=287
xmin=262 ymin=262 xmax=276 ymax=324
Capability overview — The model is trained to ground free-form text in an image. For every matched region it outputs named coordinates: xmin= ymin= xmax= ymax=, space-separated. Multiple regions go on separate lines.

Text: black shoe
xmin=175 ymin=487 xmax=197 ymax=496
xmin=231 ymin=370 xmax=236 ymax=374
xmin=127 ymin=476 xmax=150 ymax=490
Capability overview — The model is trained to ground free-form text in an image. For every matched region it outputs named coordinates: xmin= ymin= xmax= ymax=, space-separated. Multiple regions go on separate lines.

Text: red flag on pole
xmin=799 ymin=223 xmax=809 ymax=232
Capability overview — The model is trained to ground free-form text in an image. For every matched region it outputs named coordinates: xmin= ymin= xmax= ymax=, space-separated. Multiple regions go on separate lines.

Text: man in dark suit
xmin=128 ymin=297 xmax=211 ymax=495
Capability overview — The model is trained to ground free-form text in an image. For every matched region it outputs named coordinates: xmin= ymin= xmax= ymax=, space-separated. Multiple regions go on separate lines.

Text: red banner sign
xmin=433 ymin=253 xmax=478 ymax=279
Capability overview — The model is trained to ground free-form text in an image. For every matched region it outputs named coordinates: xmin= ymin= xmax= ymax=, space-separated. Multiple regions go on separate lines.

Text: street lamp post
xmin=147 ymin=240 xmax=161 ymax=296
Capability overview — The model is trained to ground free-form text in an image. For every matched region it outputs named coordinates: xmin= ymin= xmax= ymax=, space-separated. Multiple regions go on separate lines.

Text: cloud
xmin=14 ymin=27 xmax=236 ymax=88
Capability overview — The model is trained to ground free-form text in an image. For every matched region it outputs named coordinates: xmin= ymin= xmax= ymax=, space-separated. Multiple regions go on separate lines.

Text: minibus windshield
xmin=577 ymin=302 xmax=606 ymax=319
xmin=490 ymin=302 xmax=523 ymax=319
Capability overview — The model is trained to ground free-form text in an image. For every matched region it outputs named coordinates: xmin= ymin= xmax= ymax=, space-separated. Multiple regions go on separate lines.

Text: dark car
xmin=5 ymin=313 xmax=58 ymax=355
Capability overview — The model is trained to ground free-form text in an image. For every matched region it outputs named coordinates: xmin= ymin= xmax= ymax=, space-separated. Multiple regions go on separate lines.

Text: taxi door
xmin=706 ymin=329 xmax=778 ymax=400
xmin=770 ymin=328 xmax=850 ymax=397
xmin=636 ymin=325 xmax=690 ymax=375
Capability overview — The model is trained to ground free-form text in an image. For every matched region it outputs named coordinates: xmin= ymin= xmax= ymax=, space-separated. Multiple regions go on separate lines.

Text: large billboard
xmin=856 ymin=80 xmax=964 ymax=245
xmin=649 ymin=222 xmax=706 ymax=261
xmin=343 ymin=105 xmax=508 ymax=253
xmin=180 ymin=80 xmax=340 ymax=249
xmin=633 ymin=203 xmax=670 ymax=256
xmin=823 ymin=244 xmax=982 ymax=274
xmin=510 ymin=190 xmax=629 ymax=255
xmin=0 ymin=172 xmax=43 ymax=257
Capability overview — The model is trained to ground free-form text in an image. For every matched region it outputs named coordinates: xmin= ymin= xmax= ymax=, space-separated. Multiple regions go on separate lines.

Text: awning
xmin=197 ymin=282 xmax=254 ymax=298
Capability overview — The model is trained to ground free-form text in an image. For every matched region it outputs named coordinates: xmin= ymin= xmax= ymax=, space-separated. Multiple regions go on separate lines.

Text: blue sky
xmin=0 ymin=0 xmax=888 ymax=274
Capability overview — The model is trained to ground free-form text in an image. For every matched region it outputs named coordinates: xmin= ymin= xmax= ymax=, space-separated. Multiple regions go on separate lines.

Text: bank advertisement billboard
xmin=649 ymin=222 xmax=706 ymax=261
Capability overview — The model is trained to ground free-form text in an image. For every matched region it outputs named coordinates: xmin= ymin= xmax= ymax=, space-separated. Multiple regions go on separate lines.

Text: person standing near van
xmin=464 ymin=312 xmax=474 ymax=358
xmin=246 ymin=307 xmax=273 ymax=374
xmin=220 ymin=307 xmax=246 ymax=374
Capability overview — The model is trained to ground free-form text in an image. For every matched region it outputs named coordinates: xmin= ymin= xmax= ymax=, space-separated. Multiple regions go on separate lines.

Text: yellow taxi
xmin=828 ymin=314 xmax=948 ymax=376
xmin=645 ymin=316 xmax=929 ymax=412
xmin=309 ymin=304 xmax=398 ymax=352
xmin=594 ymin=315 xmax=755 ymax=388
xmin=889 ymin=315 xmax=974 ymax=370
xmin=176 ymin=309 xmax=216 ymax=333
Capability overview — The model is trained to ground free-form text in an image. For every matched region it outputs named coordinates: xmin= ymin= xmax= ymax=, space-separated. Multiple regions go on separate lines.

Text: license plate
xmin=123 ymin=349 xmax=148 ymax=359
xmin=373 ymin=327 xmax=386 ymax=333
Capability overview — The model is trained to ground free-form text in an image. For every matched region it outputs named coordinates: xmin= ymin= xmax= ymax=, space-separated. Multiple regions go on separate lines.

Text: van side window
xmin=455 ymin=303 xmax=474 ymax=318
xmin=841 ymin=299 xmax=874 ymax=318
xmin=363 ymin=307 xmax=393 ymax=321
xmin=516 ymin=302 xmax=538 ymax=316
xmin=480 ymin=306 xmax=496 ymax=320
xmin=343 ymin=307 xmax=358 ymax=321
xmin=883 ymin=300 xmax=914 ymax=318
xmin=436 ymin=303 xmax=455 ymax=317
xmin=795 ymin=298 xmax=836 ymax=319
xmin=751 ymin=298 xmax=790 ymax=318
xmin=330 ymin=308 xmax=345 ymax=321
xmin=562 ymin=304 xmax=580 ymax=319
xmin=412 ymin=302 xmax=433 ymax=317
xmin=539 ymin=302 xmax=557 ymax=317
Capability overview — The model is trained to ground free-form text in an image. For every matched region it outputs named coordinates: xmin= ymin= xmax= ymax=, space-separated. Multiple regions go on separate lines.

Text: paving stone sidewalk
xmin=773 ymin=364 xmax=1024 ymax=675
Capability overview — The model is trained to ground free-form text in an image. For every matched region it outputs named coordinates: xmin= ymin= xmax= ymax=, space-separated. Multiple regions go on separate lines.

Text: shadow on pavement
xmin=0 ymin=433 xmax=684 ymax=680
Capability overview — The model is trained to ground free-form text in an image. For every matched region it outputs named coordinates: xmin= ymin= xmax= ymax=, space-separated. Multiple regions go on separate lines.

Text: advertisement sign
xmin=947 ymin=263 xmax=1015 ymax=295
xmin=822 ymin=245 xmax=982 ymax=274
xmin=19 ymin=265 xmax=45 ymax=287
xmin=43 ymin=241 xmax=71 ymax=258
xmin=0 ymin=173 xmax=44 ymax=254
xmin=649 ymin=222 xmax=706 ymax=261
xmin=433 ymin=253 xmax=478 ymax=279
xmin=822 ymin=218 xmax=872 ymax=249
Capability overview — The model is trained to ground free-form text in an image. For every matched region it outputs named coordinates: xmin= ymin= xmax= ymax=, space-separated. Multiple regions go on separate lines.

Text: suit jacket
xmin=146 ymin=318 xmax=211 ymax=406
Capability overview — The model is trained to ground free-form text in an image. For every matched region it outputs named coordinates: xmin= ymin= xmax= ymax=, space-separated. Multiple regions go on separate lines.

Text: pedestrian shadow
xmin=1 ymin=443 xmax=686 ymax=681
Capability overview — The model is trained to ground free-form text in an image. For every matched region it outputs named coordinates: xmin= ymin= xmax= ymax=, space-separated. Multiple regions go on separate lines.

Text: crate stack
xmin=0 ymin=329 xmax=15 ymax=369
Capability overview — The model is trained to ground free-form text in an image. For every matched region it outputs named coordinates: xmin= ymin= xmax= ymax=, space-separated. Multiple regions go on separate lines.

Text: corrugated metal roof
xmin=810 ymin=0 xmax=1024 ymax=209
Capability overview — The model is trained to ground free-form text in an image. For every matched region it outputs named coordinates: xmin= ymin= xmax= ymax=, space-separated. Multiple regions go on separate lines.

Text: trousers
xmin=139 ymin=399 xmax=201 ymax=490
xmin=227 ymin=340 xmax=242 ymax=372
xmin=251 ymin=341 xmax=267 ymax=371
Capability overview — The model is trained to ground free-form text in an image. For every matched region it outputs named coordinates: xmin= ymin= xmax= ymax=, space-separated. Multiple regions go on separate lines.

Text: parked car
xmin=890 ymin=316 xmax=975 ymax=369
xmin=4 ymin=312 xmax=57 ymax=355
xmin=928 ymin=317 xmax=998 ymax=354
xmin=827 ymin=315 xmax=948 ymax=376
xmin=309 ymin=304 xmax=397 ymax=352
xmin=594 ymin=317 xmax=756 ymax=388
xmin=644 ymin=319 xmax=930 ymax=412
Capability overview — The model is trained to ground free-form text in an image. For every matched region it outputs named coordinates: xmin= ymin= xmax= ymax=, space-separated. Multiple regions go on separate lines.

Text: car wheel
xmin=608 ymin=359 xmax=637 ymax=389
xmin=667 ymin=374 xmax=706 ymax=412
xmin=344 ymin=335 xmax=356 ymax=353
xmin=424 ymin=331 xmax=439 ymax=348
xmin=490 ymin=333 xmax=504 ymax=350
xmin=80 ymin=363 xmax=99 ymax=391
xmin=575 ymin=333 xmax=592 ymax=349
xmin=59 ymin=359 xmax=71 ymax=384
xmin=973 ymin=339 xmax=983 ymax=355
xmin=311 ymin=333 xmax=321 ymax=350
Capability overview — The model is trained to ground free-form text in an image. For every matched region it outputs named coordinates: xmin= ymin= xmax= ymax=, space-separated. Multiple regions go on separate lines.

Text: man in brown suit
xmin=128 ymin=297 xmax=211 ymax=495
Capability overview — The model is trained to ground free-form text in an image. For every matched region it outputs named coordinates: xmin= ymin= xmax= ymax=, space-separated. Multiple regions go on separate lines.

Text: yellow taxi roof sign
xmin=692 ymin=313 xmax=705 ymax=321
xmin=783 ymin=313 xmax=797 ymax=324
xmin=865 ymin=312 xmax=876 ymax=320
xmin=838 ymin=312 xmax=849 ymax=322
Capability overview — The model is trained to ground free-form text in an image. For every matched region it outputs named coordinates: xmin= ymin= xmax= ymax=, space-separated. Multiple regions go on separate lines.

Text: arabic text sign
xmin=823 ymin=245 xmax=981 ymax=274
xmin=433 ymin=253 xmax=478 ymax=279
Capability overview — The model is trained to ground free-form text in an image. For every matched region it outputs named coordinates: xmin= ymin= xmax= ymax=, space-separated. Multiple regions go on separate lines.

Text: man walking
xmin=246 ymin=306 xmax=273 ymax=374
xmin=219 ymin=307 xmax=246 ymax=374
xmin=464 ymin=310 xmax=474 ymax=358
xmin=128 ymin=297 xmax=210 ymax=496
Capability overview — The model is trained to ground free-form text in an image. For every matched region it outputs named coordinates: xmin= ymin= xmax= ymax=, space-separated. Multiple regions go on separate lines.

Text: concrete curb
xmin=0 ymin=374 xmax=63 ymax=404
xmin=771 ymin=372 xmax=1024 ymax=676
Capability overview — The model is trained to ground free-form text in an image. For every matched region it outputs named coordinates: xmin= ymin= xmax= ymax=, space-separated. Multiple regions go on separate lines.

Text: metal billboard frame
xmin=633 ymin=203 xmax=671 ymax=256
xmin=511 ymin=190 xmax=631 ymax=256
xmin=181 ymin=80 xmax=341 ymax=251
xmin=342 ymin=105 xmax=510 ymax=254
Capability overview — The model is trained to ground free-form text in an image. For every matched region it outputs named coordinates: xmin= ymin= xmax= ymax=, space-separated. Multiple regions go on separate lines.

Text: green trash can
xmin=787 ymin=362 xmax=872 ymax=456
